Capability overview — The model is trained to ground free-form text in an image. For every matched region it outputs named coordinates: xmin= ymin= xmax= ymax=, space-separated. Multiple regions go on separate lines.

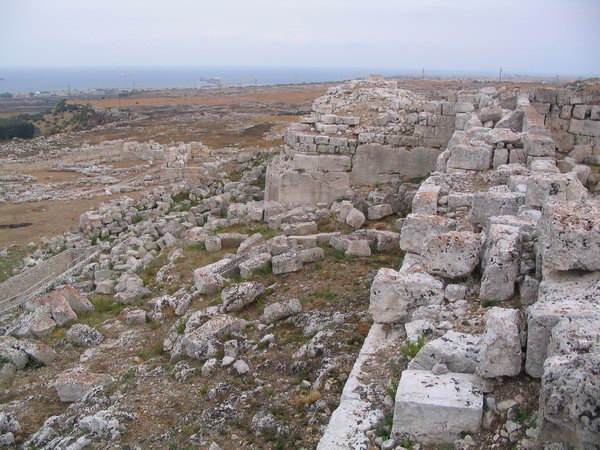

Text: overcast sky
xmin=1 ymin=0 xmax=599 ymax=76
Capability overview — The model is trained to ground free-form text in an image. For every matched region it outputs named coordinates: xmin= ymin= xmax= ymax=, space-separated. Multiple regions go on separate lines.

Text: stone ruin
xmin=265 ymin=77 xmax=600 ymax=449
xmin=1 ymin=76 xmax=599 ymax=449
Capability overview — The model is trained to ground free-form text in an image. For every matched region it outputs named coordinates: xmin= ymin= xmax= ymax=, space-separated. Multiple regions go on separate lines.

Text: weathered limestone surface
xmin=369 ymin=268 xmax=444 ymax=324
xmin=400 ymin=214 xmax=457 ymax=254
xmin=317 ymin=324 xmax=405 ymax=450
xmin=408 ymin=331 xmax=481 ymax=374
xmin=421 ymin=231 xmax=481 ymax=278
xmin=477 ymin=308 xmax=522 ymax=378
xmin=539 ymin=199 xmax=600 ymax=272
xmin=526 ymin=272 xmax=600 ymax=378
xmin=392 ymin=370 xmax=483 ymax=444
xmin=479 ymin=224 xmax=521 ymax=302
xmin=537 ymin=354 xmax=600 ymax=448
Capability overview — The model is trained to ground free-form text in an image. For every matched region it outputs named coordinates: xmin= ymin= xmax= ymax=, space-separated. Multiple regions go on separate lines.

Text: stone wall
xmin=265 ymin=78 xmax=496 ymax=204
xmin=531 ymin=87 xmax=600 ymax=160
xmin=0 ymin=249 xmax=78 ymax=305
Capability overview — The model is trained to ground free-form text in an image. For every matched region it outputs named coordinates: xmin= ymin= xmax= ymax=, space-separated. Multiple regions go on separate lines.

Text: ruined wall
xmin=265 ymin=79 xmax=496 ymax=204
xmin=531 ymin=86 xmax=600 ymax=161
xmin=0 ymin=249 xmax=78 ymax=305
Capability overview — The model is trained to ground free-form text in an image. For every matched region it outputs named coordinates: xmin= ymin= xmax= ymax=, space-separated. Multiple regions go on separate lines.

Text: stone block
xmin=221 ymin=282 xmax=265 ymax=313
xmin=369 ymin=268 xmax=444 ymax=324
xmin=537 ymin=354 xmax=600 ymax=448
xmin=547 ymin=317 xmax=600 ymax=358
xmin=239 ymin=253 xmax=272 ymax=279
xmin=422 ymin=231 xmax=481 ymax=278
xmin=569 ymin=119 xmax=600 ymax=137
xmin=480 ymin=224 xmax=521 ymax=302
xmin=477 ymin=308 xmax=522 ymax=378
xmin=523 ymin=134 xmax=556 ymax=157
xmin=345 ymin=208 xmax=365 ymax=229
xmin=367 ymin=204 xmax=393 ymax=220
xmin=539 ymin=199 xmax=600 ymax=272
xmin=392 ymin=370 xmax=483 ymax=444
xmin=272 ymin=250 xmax=304 ymax=275
xmin=446 ymin=143 xmax=493 ymax=171
xmin=408 ymin=331 xmax=481 ymax=373
xmin=525 ymin=272 xmax=600 ymax=378
xmin=525 ymin=172 xmax=587 ymax=208
xmin=411 ymin=184 xmax=440 ymax=215
xmin=55 ymin=371 xmax=110 ymax=402
xmin=400 ymin=214 xmax=457 ymax=254
xmin=345 ymin=240 xmax=371 ymax=257
xmin=470 ymin=190 xmax=525 ymax=228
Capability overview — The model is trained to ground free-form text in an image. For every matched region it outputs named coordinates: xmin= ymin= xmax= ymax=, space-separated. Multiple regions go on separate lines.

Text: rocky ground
xmin=0 ymin=78 xmax=598 ymax=450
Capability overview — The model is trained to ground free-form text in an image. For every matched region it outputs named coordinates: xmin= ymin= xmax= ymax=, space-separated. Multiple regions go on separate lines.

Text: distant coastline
xmin=0 ymin=66 xmax=585 ymax=95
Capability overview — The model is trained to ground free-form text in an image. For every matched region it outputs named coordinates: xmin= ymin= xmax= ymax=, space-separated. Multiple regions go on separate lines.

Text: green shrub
xmin=400 ymin=335 xmax=426 ymax=359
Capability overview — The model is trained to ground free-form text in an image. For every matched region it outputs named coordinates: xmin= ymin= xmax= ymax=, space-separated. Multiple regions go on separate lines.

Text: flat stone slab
xmin=317 ymin=324 xmax=405 ymax=450
xmin=392 ymin=370 xmax=483 ymax=444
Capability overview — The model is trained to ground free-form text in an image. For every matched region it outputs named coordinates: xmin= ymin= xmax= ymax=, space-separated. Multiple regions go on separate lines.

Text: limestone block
xmin=539 ymin=200 xmax=600 ymax=272
xmin=522 ymin=134 xmax=555 ymax=158
xmin=345 ymin=240 xmax=371 ymax=257
xmin=369 ymin=268 xmax=444 ymax=324
xmin=411 ymin=184 xmax=440 ymax=215
xmin=350 ymin=144 xmax=441 ymax=185
xmin=400 ymin=214 xmax=457 ymax=254
xmin=298 ymin=247 xmax=324 ymax=263
xmin=547 ymin=317 xmax=600 ymax=358
xmin=0 ymin=337 xmax=29 ymax=369
xmin=331 ymin=200 xmax=354 ymax=223
xmin=55 ymin=371 xmax=110 ymax=402
xmin=205 ymin=236 xmax=222 ymax=253
xmin=372 ymin=230 xmax=400 ymax=252
xmin=345 ymin=208 xmax=366 ymax=229
xmin=446 ymin=143 xmax=493 ymax=171
xmin=477 ymin=308 xmax=522 ymax=378
xmin=530 ymin=158 xmax=559 ymax=173
xmin=66 ymin=324 xmax=104 ymax=348
xmin=272 ymin=250 xmax=304 ymax=275
xmin=367 ymin=204 xmax=393 ymax=220
xmin=237 ymin=233 xmax=266 ymax=255
xmin=469 ymin=190 xmax=526 ymax=228
xmin=193 ymin=258 xmax=233 ymax=294
xmin=492 ymin=148 xmax=509 ymax=169
xmin=421 ymin=231 xmax=481 ymax=279
xmin=495 ymin=110 xmax=524 ymax=132
xmin=392 ymin=370 xmax=483 ymax=444
xmin=525 ymin=172 xmax=587 ymax=208
xmin=282 ymin=221 xmax=318 ymax=236
xmin=525 ymin=272 xmax=600 ymax=378
xmin=239 ymin=253 xmax=272 ymax=279
xmin=569 ymin=118 xmax=600 ymax=137
xmin=182 ymin=314 xmax=245 ymax=360
xmin=537 ymin=354 xmax=600 ymax=448
xmin=480 ymin=224 xmax=521 ymax=302
xmin=262 ymin=299 xmax=302 ymax=324
xmin=408 ymin=331 xmax=481 ymax=373
xmin=221 ymin=282 xmax=265 ymax=313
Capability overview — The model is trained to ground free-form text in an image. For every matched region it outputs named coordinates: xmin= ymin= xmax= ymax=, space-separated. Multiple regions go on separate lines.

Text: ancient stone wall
xmin=531 ymin=86 xmax=600 ymax=160
xmin=0 ymin=249 xmax=78 ymax=305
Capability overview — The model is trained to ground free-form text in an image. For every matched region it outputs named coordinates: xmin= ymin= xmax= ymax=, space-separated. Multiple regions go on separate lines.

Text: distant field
xmin=71 ymin=85 xmax=330 ymax=108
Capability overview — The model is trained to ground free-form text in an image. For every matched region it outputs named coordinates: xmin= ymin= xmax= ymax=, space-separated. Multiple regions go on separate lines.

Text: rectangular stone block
xmin=539 ymin=199 xmax=600 ymax=272
xmin=569 ymin=119 xmax=600 ymax=137
xmin=392 ymin=370 xmax=483 ymax=444
xmin=525 ymin=272 xmax=600 ymax=378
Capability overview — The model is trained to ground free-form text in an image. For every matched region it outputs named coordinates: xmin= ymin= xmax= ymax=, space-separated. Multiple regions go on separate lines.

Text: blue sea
xmin=0 ymin=66 xmax=472 ymax=94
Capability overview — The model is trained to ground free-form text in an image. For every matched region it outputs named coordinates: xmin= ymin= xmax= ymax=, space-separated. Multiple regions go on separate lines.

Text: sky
xmin=1 ymin=0 xmax=599 ymax=76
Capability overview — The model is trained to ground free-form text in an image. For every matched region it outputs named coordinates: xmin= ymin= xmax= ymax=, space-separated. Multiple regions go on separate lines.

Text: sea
xmin=0 ymin=66 xmax=478 ymax=95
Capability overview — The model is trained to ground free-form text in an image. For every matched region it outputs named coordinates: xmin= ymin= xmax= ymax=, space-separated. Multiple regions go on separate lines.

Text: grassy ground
xmin=0 ymin=246 xmax=27 ymax=283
